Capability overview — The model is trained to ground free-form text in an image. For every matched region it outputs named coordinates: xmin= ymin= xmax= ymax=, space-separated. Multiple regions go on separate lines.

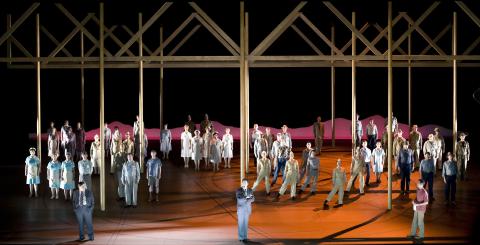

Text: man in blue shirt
xmin=146 ymin=150 xmax=162 ymax=202
xmin=442 ymin=152 xmax=458 ymax=206
xmin=398 ymin=141 xmax=414 ymax=195
xmin=419 ymin=152 xmax=435 ymax=200
xmin=236 ymin=179 xmax=255 ymax=242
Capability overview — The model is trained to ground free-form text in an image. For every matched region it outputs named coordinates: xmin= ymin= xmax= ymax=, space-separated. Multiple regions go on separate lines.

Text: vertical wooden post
xmin=245 ymin=11 xmax=250 ymax=174
xmin=387 ymin=1 xmax=393 ymax=210
xmin=7 ymin=14 xmax=11 ymax=65
xmin=351 ymin=12 xmax=356 ymax=154
xmin=240 ymin=1 xmax=246 ymax=183
xmin=35 ymin=14 xmax=41 ymax=169
xmin=139 ymin=13 xmax=145 ymax=173
xmin=331 ymin=26 xmax=336 ymax=147
xmin=81 ymin=31 xmax=85 ymax=127
xmin=453 ymin=12 xmax=457 ymax=153
xmin=99 ymin=2 xmax=106 ymax=211
xmin=408 ymin=24 xmax=412 ymax=129
xmin=160 ymin=26 xmax=164 ymax=130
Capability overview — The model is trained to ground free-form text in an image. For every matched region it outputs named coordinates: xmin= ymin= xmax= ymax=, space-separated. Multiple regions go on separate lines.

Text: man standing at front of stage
xmin=236 ymin=179 xmax=255 ymax=243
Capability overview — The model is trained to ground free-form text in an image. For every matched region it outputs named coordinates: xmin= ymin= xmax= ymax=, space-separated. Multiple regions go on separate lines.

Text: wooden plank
xmin=167 ymin=25 xmax=201 ymax=56
xmin=401 ymin=13 xmax=446 ymax=55
xmin=291 ymin=24 xmax=323 ymax=55
xmin=0 ymin=3 xmax=39 ymax=46
xmin=41 ymin=26 xmax=72 ymax=57
xmin=300 ymin=14 xmax=342 ymax=55
xmin=250 ymin=1 xmax=307 ymax=56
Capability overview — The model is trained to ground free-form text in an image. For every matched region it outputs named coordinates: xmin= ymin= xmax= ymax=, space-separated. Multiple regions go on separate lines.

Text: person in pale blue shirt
xmin=122 ymin=153 xmax=140 ymax=208
xmin=78 ymin=152 xmax=93 ymax=190
xmin=236 ymin=179 xmax=254 ymax=243
xmin=419 ymin=152 xmax=435 ymax=200
xmin=25 ymin=147 xmax=41 ymax=198
xmin=442 ymin=152 xmax=458 ymax=206
xmin=360 ymin=140 xmax=372 ymax=186
xmin=61 ymin=152 xmax=76 ymax=200
xmin=146 ymin=150 xmax=162 ymax=202
xmin=47 ymin=153 xmax=61 ymax=199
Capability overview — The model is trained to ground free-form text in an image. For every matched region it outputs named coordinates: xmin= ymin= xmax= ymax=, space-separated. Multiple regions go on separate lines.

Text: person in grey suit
xmin=236 ymin=179 xmax=255 ymax=243
xmin=72 ymin=182 xmax=94 ymax=241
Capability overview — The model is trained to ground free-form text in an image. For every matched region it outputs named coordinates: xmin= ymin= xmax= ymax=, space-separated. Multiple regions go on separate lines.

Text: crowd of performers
xmin=25 ymin=114 xmax=470 ymax=210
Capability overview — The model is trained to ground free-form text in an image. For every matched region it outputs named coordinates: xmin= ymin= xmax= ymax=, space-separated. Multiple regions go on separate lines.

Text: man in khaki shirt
xmin=313 ymin=116 xmax=324 ymax=154
xmin=409 ymin=125 xmax=423 ymax=172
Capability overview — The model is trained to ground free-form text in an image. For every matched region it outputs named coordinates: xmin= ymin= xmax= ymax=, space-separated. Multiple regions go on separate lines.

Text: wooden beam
xmin=456 ymin=1 xmax=480 ymax=28
xmin=115 ymin=2 xmax=172 ymax=57
xmin=194 ymin=14 xmax=239 ymax=56
xmin=453 ymin=11 xmax=458 ymax=161
xmin=85 ymin=25 xmax=117 ymax=57
xmin=139 ymin=13 xmax=145 ymax=174
xmin=331 ymin=25 xmax=336 ymax=148
xmin=0 ymin=3 xmax=39 ymax=46
xmin=121 ymin=25 xmax=153 ymax=55
xmin=189 ymin=2 xmax=240 ymax=54
xmin=41 ymin=26 xmax=72 ymax=57
xmin=358 ymin=15 xmax=403 ymax=56
xmin=91 ymin=16 xmax=135 ymax=57
xmin=11 ymin=36 xmax=33 ymax=57
xmin=388 ymin=2 xmax=440 ymax=55
xmin=401 ymin=13 xmax=446 ymax=55
xmin=299 ymin=14 xmax=342 ymax=55
xmin=240 ymin=1 xmax=246 ymax=182
xmin=47 ymin=13 xmax=94 ymax=58
xmin=250 ymin=1 xmax=307 ymax=56
xmin=341 ymin=23 xmax=369 ymax=53
xmin=324 ymin=2 xmax=382 ymax=55
xmin=420 ymin=23 xmax=451 ymax=55
xmin=99 ymin=2 xmax=106 ymax=212
xmin=35 ymin=13 xmax=42 ymax=177
xmin=56 ymin=4 xmax=113 ymax=57
xmin=387 ymin=1 xmax=393 ymax=211
xmin=152 ymin=13 xmax=196 ymax=56
xmin=167 ymin=25 xmax=201 ymax=56
xmin=290 ymin=24 xmax=323 ymax=55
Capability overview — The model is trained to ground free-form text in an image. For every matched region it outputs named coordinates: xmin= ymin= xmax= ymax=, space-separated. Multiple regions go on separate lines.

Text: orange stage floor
xmin=0 ymin=144 xmax=477 ymax=244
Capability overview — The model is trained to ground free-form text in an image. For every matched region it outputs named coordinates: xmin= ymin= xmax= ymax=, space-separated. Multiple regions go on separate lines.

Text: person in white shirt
xmin=366 ymin=119 xmax=378 ymax=150
xmin=78 ymin=152 xmax=93 ymax=190
xmin=372 ymin=140 xmax=386 ymax=183
xmin=25 ymin=147 xmax=41 ymax=198
xmin=222 ymin=128 xmax=233 ymax=168
xmin=360 ymin=140 xmax=372 ymax=186
xmin=180 ymin=125 xmax=192 ymax=168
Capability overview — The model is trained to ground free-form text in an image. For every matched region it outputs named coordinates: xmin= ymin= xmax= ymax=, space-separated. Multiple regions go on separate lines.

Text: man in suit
xmin=72 ymin=182 xmax=94 ymax=241
xmin=236 ymin=179 xmax=255 ymax=243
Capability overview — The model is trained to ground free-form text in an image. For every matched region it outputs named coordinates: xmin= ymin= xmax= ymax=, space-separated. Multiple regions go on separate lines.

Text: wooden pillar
xmin=7 ymin=15 xmax=11 ymax=65
xmin=453 ymin=12 xmax=457 ymax=152
xmin=351 ymin=12 xmax=356 ymax=154
xmin=240 ymin=1 xmax=246 ymax=182
xmin=245 ymin=11 xmax=250 ymax=174
xmin=81 ymin=31 xmax=85 ymax=127
xmin=387 ymin=1 xmax=393 ymax=210
xmin=99 ymin=2 xmax=106 ymax=211
xmin=139 ymin=13 xmax=145 ymax=173
xmin=35 ymin=14 xmax=41 ymax=169
xmin=408 ymin=24 xmax=412 ymax=128
xmin=160 ymin=26 xmax=164 ymax=129
xmin=331 ymin=26 xmax=336 ymax=147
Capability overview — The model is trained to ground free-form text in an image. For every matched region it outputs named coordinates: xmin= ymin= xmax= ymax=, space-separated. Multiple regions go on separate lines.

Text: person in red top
xmin=407 ymin=179 xmax=429 ymax=242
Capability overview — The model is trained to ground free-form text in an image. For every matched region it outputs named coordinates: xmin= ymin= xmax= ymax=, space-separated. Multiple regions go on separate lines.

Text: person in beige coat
xmin=393 ymin=129 xmax=406 ymax=174
xmin=324 ymin=159 xmax=347 ymax=206
xmin=252 ymin=151 xmax=271 ymax=195
xmin=346 ymin=147 xmax=365 ymax=194
xmin=275 ymin=151 xmax=299 ymax=200
xmin=409 ymin=125 xmax=423 ymax=171
xmin=434 ymin=128 xmax=445 ymax=171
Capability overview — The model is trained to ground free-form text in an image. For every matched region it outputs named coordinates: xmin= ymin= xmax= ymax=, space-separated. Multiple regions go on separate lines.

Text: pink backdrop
xmin=31 ymin=115 xmax=452 ymax=141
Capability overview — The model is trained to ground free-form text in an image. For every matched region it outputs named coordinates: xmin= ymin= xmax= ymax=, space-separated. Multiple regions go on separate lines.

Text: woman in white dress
xmin=372 ymin=140 xmax=385 ymax=183
xmin=180 ymin=125 xmax=192 ymax=168
xmin=203 ymin=127 xmax=213 ymax=169
xmin=191 ymin=130 xmax=203 ymax=171
xmin=210 ymin=132 xmax=222 ymax=172
xmin=25 ymin=147 xmax=40 ymax=198
xmin=90 ymin=134 xmax=102 ymax=175
xmin=222 ymin=128 xmax=233 ymax=168
xmin=160 ymin=124 xmax=172 ymax=160
xmin=48 ymin=128 xmax=60 ymax=158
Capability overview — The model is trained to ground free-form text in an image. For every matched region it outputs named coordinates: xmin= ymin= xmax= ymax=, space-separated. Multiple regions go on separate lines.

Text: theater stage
xmin=1 ymin=143 xmax=477 ymax=244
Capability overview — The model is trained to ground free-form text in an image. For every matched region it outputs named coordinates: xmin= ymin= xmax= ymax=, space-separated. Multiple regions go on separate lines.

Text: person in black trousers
xmin=442 ymin=152 xmax=458 ymax=206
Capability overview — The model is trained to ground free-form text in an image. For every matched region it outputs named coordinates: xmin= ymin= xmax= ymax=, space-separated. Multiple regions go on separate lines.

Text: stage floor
xmin=0 ymin=144 xmax=477 ymax=244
